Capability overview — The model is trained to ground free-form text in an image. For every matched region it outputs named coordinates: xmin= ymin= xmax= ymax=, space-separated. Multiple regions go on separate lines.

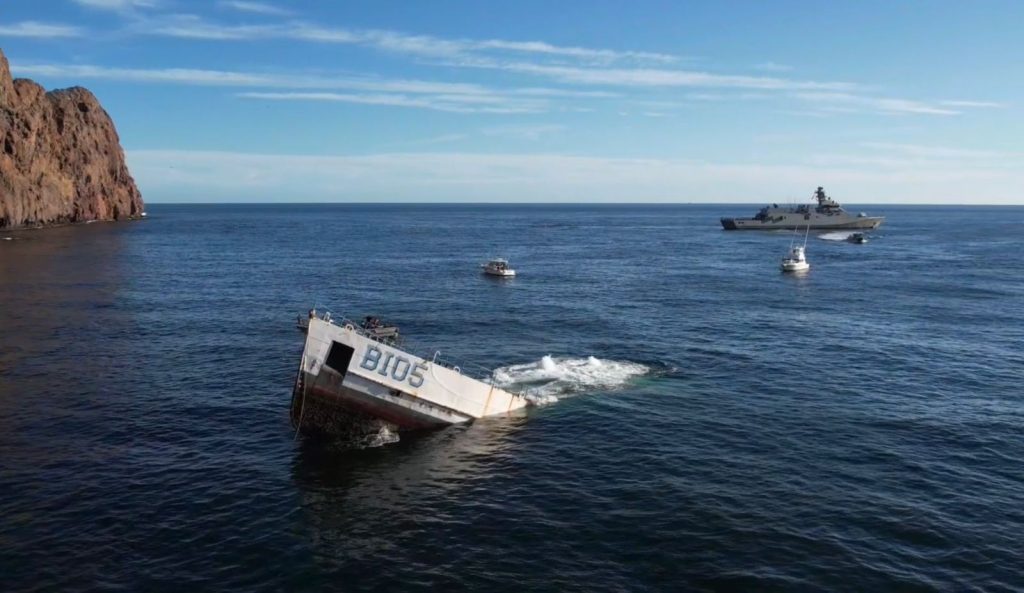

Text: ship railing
xmin=315 ymin=310 xmax=501 ymax=381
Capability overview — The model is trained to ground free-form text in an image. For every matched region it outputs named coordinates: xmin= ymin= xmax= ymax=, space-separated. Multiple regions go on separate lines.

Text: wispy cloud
xmin=14 ymin=63 xmax=287 ymax=86
xmin=11 ymin=63 xmax=501 ymax=94
xmin=448 ymin=58 xmax=855 ymax=91
xmin=754 ymin=61 xmax=793 ymax=72
xmin=860 ymin=142 xmax=1023 ymax=161
xmin=481 ymin=124 xmax=566 ymax=140
xmin=12 ymin=13 xmax=1003 ymax=125
xmin=469 ymin=39 xmax=677 ymax=63
xmin=940 ymin=99 xmax=1006 ymax=109
xmin=394 ymin=133 xmax=470 ymax=147
xmin=805 ymin=142 xmax=1024 ymax=171
xmin=72 ymin=0 xmax=159 ymax=10
xmin=236 ymin=91 xmax=544 ymax=114
xmin=33 ymin=11 xmax=997 ymax=122
xmin=792 ymin=92 xmax=961 ymax=116
xmin=217 ymin=1 xmax=292 ymax=16
xmin=143 ymin=14 xmax=275 ymax=40
xmin=143 ymin=15 xmax=680 ymax=63
xmin=0 ymin=21 xmax=82 ymax=38
xmin=681 ymin=92 xmax=770 ymax=102
xmin=13 ymin=62 xmax=615 ymax=114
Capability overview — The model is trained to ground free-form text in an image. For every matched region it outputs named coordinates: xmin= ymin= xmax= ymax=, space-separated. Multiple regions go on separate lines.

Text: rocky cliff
xmin=0 ymin=48 xmax=143 ymax=229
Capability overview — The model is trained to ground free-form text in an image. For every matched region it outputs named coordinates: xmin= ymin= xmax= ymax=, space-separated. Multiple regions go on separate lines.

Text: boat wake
xmin=490 ymin=355 xmax=650 ymax=406
xmin=819 ymin=231 xmax=854 ymax=241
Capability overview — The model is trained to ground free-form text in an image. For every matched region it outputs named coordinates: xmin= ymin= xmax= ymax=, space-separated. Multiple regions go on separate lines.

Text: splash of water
xmin=491 ymin=355 xmax=650 ymax=405
xmin=360 ymin=425 xmax=400 ymax=448
xmin=819 ymin=231 xmax=854 ymax=242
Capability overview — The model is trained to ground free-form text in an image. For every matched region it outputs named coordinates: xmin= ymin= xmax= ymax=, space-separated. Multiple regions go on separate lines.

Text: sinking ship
xmin=720 ymin=186 xmax=884 ymax=230
xmin=291 ymin=311 xmax=530 ymax=438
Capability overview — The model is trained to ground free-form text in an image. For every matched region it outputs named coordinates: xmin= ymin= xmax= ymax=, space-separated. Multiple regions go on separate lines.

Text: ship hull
xmin=721 ymin=216 xmax=883 ymax=230
xmin=292 ymin=317 xmax=528 ymax=438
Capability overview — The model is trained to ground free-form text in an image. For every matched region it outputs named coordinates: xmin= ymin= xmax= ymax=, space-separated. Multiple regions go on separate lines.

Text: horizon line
xmin=140 ymin=201 xmax=1024 ymax=206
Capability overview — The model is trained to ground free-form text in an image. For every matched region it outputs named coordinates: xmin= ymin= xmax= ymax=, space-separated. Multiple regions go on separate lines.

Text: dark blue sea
xmin=2 ymin=204 xmax=1023 ymax=592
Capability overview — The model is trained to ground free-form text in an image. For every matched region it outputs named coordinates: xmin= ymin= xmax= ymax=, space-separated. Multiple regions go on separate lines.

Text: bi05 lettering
xmin=360 ymin=346 xmax=427 ymax=387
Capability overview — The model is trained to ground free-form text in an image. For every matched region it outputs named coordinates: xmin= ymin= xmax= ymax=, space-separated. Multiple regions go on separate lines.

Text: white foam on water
xmin=490 ymin=355 xmax=650 ymax=405
xmin=360 ymin=425 xmax=400 ymax=448
xmin=819 ymin=231 xmax=854 ymax=242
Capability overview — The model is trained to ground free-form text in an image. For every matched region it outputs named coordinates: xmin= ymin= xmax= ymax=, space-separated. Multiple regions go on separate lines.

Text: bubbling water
xmin=819 ymin=231 xmax=854 ymax=241
xmin=490 ymin=355 xmax=650 ymax=405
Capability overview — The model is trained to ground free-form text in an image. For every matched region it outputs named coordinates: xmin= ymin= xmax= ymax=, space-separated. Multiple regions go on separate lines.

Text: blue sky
xmin=2 ymin=0 xmax=1022 ymax=203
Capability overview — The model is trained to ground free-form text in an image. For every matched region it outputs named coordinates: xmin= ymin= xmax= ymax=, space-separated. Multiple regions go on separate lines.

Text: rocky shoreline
xmin=0 ymin=47 xmax=144 ymax=230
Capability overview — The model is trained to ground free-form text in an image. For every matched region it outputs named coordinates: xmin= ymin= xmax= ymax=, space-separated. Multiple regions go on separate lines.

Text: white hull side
xmin=293 ymin=318 xmax=528 ymax=433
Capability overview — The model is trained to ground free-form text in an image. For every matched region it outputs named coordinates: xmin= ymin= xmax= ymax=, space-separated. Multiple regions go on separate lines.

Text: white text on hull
xmin=294 ymin=316 xmax=529 ymax=433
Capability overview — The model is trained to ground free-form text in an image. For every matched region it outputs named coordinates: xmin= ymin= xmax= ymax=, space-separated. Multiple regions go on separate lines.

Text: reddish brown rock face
xmin=0 ymin=48 xmax=144 ymax=229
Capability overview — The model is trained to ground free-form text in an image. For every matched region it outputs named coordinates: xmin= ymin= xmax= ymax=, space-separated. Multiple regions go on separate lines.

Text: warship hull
xmin=721 ymin=215 xmax=884 ymax=230
xmin=722 ymin=187 xmax=884 ymax=231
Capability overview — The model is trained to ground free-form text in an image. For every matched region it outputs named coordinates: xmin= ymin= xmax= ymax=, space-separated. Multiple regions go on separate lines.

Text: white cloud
xmin=126 ymin=150 xmax=1024 ymax=204
xmin=145 ymin=14 xmax=275 ymax=40
xmin=471 ymin=39 xmax=677 ymax=63
xmin=13 ymin=63 xmax=282 ymax=86
xmin=393 ymin=133 xmax=470 ymax=147
xmin=0 ymin=21 xmax=82 ymax=38
xmin=8 ymin=63 xmax=512 ymax=94
xmin=754 ymin=61 xmax=793 ymax=72
xmin=449 ymin=58 xmax=856 ymax=91
xmin=792 ymin=92 xmax=961 ymax=116
xmin=72 ymin=0 xmax=158 ymax=10
xmin=859 ymin=142 xmax=1023 ymax=161
xmin=481 ymin=124 xmax=567 ymax=140
xmin=237 ymin=91 xmax=544 ymax=113
xmin=27 ymin=12 xmax=994 ymax=122
xmin=143 ymin=15 xmax=680 ymax=63
xmin=217 ymin=1 xmax=292 ymax=16
xmin=805 ymin=142 xmax=1024 ymax=172
xmin=12 ymin=62 xmax=618 ymax=114
xmin=940 ymin=100 xmax=1006 ymax=109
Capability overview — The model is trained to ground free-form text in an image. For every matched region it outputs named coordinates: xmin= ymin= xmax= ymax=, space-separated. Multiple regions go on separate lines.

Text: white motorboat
xmin=781 ymin=225 xmax=811 ymax=272
xmin=781 ymin=245 xmax=810 ymax=272
xmin=482 ymin=258 xmax=516 ymax=277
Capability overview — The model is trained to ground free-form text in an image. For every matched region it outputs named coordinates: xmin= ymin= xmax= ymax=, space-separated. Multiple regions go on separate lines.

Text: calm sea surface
xmin=2 ymin=204 xmax=1023 ymax=592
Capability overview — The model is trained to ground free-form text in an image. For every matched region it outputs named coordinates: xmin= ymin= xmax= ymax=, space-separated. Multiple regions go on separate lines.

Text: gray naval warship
xmin=721 ymin=186 xmax=884 ymax=230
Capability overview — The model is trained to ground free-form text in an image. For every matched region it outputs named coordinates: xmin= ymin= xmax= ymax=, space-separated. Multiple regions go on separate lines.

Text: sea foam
xmin=490 ymin=355 xmax=650 ymax=405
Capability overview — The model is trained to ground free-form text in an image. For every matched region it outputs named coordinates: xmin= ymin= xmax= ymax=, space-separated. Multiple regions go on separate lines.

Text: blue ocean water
xmin=1 ymin=204 xmax=1022 ymax=592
